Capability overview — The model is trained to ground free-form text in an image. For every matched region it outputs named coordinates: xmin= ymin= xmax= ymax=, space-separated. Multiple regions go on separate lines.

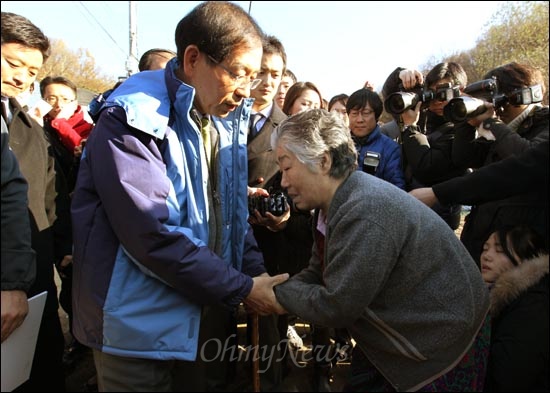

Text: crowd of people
xmin=1 ymin=1 xmax=548 ymax=392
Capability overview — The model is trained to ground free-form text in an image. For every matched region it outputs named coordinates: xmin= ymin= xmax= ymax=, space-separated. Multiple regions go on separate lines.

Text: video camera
xmin=443 ymin=76 xmax=544 ymax=122
xmin=443 ymin=77 xmax=501 ymax=122
xmin=248 ymin=191 xmax=288 ymax=217
xmin=384 ymin=83 xmax=459 ymax=115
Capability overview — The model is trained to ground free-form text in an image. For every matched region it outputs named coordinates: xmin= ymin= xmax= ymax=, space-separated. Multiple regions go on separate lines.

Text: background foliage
xmin=421 ymin=1 xmax=549 ymax=104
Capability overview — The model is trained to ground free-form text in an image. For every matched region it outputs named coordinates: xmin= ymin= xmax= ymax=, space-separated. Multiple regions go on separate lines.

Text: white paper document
xmin=1 ymin=291 xmax=47 ymax=392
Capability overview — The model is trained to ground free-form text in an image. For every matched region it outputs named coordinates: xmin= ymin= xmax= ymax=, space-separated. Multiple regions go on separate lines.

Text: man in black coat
xmin=2 ymin=12 xmax=72 ymax=392
xmin=1 ymin=117 xmax=36 ymax=343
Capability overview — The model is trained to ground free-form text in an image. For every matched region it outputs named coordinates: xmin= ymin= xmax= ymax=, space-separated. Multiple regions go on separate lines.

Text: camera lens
xmin=384 ymin=92 xmax=418 ymax=115
xmin=443 ymin=97 xmax=486 ymax=122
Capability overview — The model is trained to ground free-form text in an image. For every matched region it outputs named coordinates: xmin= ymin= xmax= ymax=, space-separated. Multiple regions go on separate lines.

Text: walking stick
xmin=251 ymin=312 xmax=260 ymax=392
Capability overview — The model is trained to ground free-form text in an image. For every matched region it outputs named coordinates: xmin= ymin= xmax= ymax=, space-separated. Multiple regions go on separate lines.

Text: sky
xmin=3 ymin=1 xmax=506 ymax=99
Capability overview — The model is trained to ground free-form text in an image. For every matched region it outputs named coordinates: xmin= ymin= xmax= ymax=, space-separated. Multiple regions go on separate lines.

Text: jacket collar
xmin=8 ymin=98 xmax=33 ymax=128
xmin=490 ymin=254 xmax=549 ymax=317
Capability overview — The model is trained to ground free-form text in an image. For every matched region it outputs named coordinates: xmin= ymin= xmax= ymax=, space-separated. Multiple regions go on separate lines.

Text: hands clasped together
xmin=244 ymin=273 xmax=289 ymax=316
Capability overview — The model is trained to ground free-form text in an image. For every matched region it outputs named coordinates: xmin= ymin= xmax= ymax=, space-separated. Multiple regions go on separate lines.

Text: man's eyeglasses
xmin=349 ymin=109 xmax=374 ymax=118
xmin=206 ymin=54 xmax=261 ymax=90
xmin=44 ymin=95 xmax=76 ymax=105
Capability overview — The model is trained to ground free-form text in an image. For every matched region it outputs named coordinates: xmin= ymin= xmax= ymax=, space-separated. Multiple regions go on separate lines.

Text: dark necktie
xmin=248 ymin=113 xmax=263 ymax=142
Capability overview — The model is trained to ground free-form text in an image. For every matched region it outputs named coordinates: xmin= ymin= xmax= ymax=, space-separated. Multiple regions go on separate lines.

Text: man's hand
xmin=74 ymin=138 xmax=87 ymax=158
xmin=399 ymin=69 xmax=424 ymax=89
xmin=363 ymin=80 xmax=375 ymax=91
xmin=401 ymin=101 xmax=422 ymax=127
xmin=243 ymin=273 xmax=289 ymax=315
xmin=1 ymin=290 xmax=29 ymax=343
xmin=467 ymin=102 xmax=495 ymax=128
xmin=56 ymin=254 xmax=73 ymax=279
xmin=409 ymin=187 xmax=438 ymax=207
xmin=248 ymin=199 xmax=290 ymax=231
xmin=247 ymin=186 xmax=269 ymax=198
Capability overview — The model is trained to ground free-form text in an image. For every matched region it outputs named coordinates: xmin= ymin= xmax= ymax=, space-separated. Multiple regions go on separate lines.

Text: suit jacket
xmin=247 ymin=104 xmax=287 ymax=189
xmin=7 ymin=98 xmax=72 ymax=315
xmin=247 ymin=104 xmax=313 ymax=276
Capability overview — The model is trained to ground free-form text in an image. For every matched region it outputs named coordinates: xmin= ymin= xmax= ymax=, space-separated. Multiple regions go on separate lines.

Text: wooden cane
xmin=251 ymin=312 xmax=260 ymax=392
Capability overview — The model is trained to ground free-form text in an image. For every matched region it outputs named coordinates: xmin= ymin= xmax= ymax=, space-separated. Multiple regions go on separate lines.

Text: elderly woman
xmin=271 ymin=109 xmax=491 ymax=392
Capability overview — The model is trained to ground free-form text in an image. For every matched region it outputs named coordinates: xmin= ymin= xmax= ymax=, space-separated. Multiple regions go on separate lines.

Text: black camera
xmin=444 ymin=77 xmax=506 ymax=122
xmin=384 ymin=84 xmax=435 ymax=115
xmin=443 ymin=96 xmax=488 ymax=122
xmin=463 ymin=77 xmax=499 ymax=100
xmin=248 ymin=191 xmax=288 ymax=217
xmin=433 ymin=82 xmax=460 ymax=102
xmin=362 ymin=151 xmax=380 ymax=175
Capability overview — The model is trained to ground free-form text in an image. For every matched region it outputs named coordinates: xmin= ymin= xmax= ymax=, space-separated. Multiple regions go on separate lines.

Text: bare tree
xmin=422 ymin=1 xmax=549 ymax=103
xmin=38 ymin=39 xmax=116 ymax=93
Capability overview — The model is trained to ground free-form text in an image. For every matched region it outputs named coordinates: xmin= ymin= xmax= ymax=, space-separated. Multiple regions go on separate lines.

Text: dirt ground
xmin=58 ymin=300 xmax=350 ymax=392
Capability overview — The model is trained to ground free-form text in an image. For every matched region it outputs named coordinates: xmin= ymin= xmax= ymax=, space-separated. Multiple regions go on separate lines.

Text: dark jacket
xmin=401 ymin=113 xmax=469 ymax=229
xmin=402 ymin=113 xmax=468 ymax=186
xmin=247 ymin=104 xmax=313 ymax=276
xmin=1 ymin=117 xmax=36 ymax=292
xmin=452 ymin=106 xmax=549 ymax=264
xmin=247 ymin=104 xmax=286 ymax=189
xmin=452 ymin=106 xmax=549 ymax=169
xmin=434 ymin=140 xmax=549 ymax=206
xmin=485 ymin=254 xmax=549 ymax=392
xmin=7 ymin=98 xmax=72 ymax=316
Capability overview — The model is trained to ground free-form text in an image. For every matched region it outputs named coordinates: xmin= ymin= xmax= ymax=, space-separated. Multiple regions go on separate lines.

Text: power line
xmin=78 ymin=1 xmax=126 ymax=56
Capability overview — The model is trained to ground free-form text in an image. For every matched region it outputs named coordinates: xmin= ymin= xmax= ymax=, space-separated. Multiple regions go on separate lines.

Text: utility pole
xmin=126 ymin=1 xmax=139 ymax=77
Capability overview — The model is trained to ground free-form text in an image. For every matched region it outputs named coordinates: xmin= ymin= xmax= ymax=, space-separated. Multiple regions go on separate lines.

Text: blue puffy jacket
xmin=71 ymin=59 xmax=265 ymax=361
xmin=355 ymin=125 xmax=406 ymax=190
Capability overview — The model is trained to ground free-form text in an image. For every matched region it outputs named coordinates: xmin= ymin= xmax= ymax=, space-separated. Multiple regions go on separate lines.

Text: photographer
xmin=451 ymin=61 xmax=548 ymax=265
xmin=347 ymin=88 xmax=405 ymax=190
xmin=381 ymin=63 xmax=471 ymax=229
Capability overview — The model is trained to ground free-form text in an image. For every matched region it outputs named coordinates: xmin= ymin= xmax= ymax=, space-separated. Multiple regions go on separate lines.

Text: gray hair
xmin=271 ymin=109 xmax=357 ymax=179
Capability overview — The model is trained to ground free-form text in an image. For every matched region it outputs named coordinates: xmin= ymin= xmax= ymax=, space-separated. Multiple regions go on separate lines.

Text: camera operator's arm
xmin=452 ymin=102 xmax=495 ymax=169
xmin=481 ymin=117 xmax=548 ymax=159
xmin=411 ymin=140 xmax=549 ymax=206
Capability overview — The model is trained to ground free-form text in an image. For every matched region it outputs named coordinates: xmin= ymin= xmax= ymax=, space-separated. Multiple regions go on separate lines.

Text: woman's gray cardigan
xmin=275 ymin=171 xmax=489 ymax=391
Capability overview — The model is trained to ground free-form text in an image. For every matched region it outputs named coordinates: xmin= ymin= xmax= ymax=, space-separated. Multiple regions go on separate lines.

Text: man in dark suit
xmin=247 ymin=36 xmax=288 ymax=190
